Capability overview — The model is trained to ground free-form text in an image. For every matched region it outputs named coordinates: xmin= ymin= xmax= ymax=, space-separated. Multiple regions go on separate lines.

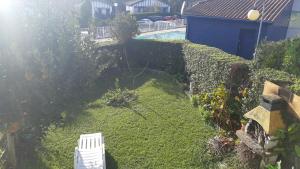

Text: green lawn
xmin=24 ymin=70 xmax=239 ymax=169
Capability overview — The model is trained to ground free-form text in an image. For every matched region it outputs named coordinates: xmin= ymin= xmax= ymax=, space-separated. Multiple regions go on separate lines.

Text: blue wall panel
xmin=267 ymin=1 xmax=294 ymax=40
xmin=186 ymin=9 xmax=291 ymax=59
xmin=186 ymin=17 xmax=270 ymax=58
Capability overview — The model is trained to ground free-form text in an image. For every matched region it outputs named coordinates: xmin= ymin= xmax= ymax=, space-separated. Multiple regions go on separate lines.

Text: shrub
xmin=197 ymin=85 xmax=245 ymax=132
xmin=255 ymin=38 xmax=300 ymax=77
xmin=79 ymin=0 xmax=92 ymax=28
xmin=274 ymin=123 xmax=300 ymax=168
xmin=190 ymin=95 xmax=199 ymax=107
xmin=125 ymin=39 xmax=185 ymax=75
xmin=283 ymin=38 xmax=300 ymax=76
xmin=183 ymin=43 xmax=250 ymax=94
xmin=289 ymin=78 xmax=300 ymax=95
xmin=104 ymin=88 xmax=137 ymax=107
xmin=133 ymin=12 xmax=168 ymax=20
xmin=256 ymin=40 xmax=287 ymax=70
xmin=241 ymin=68 xmax=296 ymax=113
xmin=110 ymin=13 xmax=139 ymax=43
xmin=103 ymin=79 xmax=137 ymax=107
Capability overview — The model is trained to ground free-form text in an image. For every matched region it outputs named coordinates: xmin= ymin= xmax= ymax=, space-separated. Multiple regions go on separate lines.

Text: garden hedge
xmin=242 ymin=68 xmax=297 ymax=113
xmin=256 ymin=40 xmax=287 ymax=70
xmin=290 ymin=78 xmax=300 ymax=95
xmin=125 ymin=39 xmax=185 ymax=75
xmin=95 ymin=39 xmax=300 ymax=120
xmin=133 ymin=12 xmax=169 ymax=20
xmin=256 ymin=38 xmax=300 ymax=77
xmin=183 ymin=43 xmax=250 ymax=94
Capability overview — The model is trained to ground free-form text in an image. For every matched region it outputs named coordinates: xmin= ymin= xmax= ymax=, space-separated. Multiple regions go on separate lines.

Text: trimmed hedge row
xmin=125 ymin=39 xmax=185 ymax=74
xmin=96 ymin=39 xmax=300 ymax=115
xmin=133 ymin=12 xmax=170 ymax=20
xmin=256 ymin=38 xmax=300 ymax=77
xmin=99 ymin=40 xmax=299 ymax=98
xmin=242 ymin=68 xmax=297 ymax=113
xmin=124 ymin=40 xmax=251 ymax=94
xmin=183 ymin=43 xmax=250 ymax=94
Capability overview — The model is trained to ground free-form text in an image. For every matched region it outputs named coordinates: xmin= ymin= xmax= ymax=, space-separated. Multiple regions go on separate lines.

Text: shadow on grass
xmin=106 ymin=151 xmax=118 ymax=169
xmin=63 ymin=69 xmax=185 ymax=123
xmin=126 ymin=105 xmax=147 ymax=120
xmin=19 ymin=68 xmax=186 ymax=168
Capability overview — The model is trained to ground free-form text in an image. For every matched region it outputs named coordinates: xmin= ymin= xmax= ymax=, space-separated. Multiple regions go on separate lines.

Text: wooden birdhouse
xmin=243 ymin=81 xmax=300 ymax=135
xmin=244 ymin=94 xmax=286 ymax=135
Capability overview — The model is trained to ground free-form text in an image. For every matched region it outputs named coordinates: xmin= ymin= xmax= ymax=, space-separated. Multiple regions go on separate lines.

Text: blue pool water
xmin=136 ymin=31 xmax=186 ymax=40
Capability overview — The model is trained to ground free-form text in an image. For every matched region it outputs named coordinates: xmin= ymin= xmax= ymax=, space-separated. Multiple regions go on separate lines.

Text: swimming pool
xmin=136 ymin=31 xmax=186 ymax=40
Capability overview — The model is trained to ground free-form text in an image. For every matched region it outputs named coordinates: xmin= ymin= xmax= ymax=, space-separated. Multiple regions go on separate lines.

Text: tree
xmin=1 ymin=0 xmax=121 ymax=166
xmin=110 ymin=13 xmax=138 ymax=43
xmin=159 ymin=0 xmax=180 ymax=14
xmin=80 ymin=0 xmax=93 ymax=27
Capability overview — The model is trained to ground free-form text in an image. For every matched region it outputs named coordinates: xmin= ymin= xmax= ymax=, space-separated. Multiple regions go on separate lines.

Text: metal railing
xmin=81 ymin=19 xmax=186 ymax=40
xmin=138 ymin=19 xmax=185 ymax=33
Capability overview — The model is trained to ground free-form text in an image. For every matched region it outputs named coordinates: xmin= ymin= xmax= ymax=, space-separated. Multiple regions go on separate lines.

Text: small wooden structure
xmin=262 ymin=81 xmax=300 ymax=120
xmin=237 ymin=81 xmax=300 ymax=166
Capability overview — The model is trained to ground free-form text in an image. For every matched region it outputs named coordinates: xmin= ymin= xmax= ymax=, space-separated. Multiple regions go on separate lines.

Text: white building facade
xmin=126 ymin=0 xmax=170 ymax=14
xmin=91 ymin=0 xmax=112 ymax=18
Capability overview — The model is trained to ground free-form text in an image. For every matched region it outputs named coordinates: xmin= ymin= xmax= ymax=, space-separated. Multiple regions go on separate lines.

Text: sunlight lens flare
xmin=0 ymin=0 xmax=13 ymax=13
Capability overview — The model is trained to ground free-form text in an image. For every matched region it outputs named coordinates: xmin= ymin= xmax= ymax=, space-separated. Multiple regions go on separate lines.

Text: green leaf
xmin=295 ymin=145 xmax=300 ymax=157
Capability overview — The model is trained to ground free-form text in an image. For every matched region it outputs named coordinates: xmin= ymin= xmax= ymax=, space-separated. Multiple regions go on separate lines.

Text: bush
xmin=183 ymin=43 xmax=250 ymax=94
xmin=241 ymin=68 xmax=296 ymax=113
xmin=79 ymin=0 xmax=92 ymax=28
xmin=196 ymin=85 xmax=245 ymax=132
xmin=256 ymin=38 xmax=300 ymax=77
xmin=103 ymin=79 xmax=137 ymax=107
xmin=125 ymin=39 xmax=185 ymax=75
xmin=256 ymin=40 xmax=287 ymax=70
xmin=283 ymin=38 xmax=300 ymax=76
xmin=0 ymin=0 xmax=121 ymax=144
xmin=133 ymin=12 xmax=169 ymax=20
xmin=191 ymin=95 xmax=200 ymax=107
xmin=289 ymin=78 xmax=300 ymax=95
xmin=110 ymin=13 xmax=139 ymax=43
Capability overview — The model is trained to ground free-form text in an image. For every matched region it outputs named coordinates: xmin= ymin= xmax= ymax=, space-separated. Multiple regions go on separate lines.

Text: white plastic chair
xmin=74 ymin=133 xmax=106 ymax=169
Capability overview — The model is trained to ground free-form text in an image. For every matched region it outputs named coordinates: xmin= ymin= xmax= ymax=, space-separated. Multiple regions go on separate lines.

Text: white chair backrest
xmin=78 ymin=133 xmax=103 ymax=150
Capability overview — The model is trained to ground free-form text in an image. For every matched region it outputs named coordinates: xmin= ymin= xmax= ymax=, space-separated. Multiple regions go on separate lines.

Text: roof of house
xmin=126 ymin=0 xmax=169 ymax=6
xmin=184 ymin=0 xmax=293 ymax=22
xmin=126 ymin=0 xmax=142 ymax=6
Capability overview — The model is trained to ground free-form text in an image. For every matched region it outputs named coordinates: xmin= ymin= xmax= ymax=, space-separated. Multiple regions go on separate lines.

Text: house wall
xmin=91 ymin=1 xmax=112 ymax=17
xmin=267 ymin=0 xmax=294 ymax=40
xmin=186 ymin=16 xmax=269 ymax=58
xmin=126 ymin=6 xmax=134 ymax=13
xmin=126 ymin=0 xmax=170 ymax=14
xmin=292 ymin=0 xmax=300 ymax=12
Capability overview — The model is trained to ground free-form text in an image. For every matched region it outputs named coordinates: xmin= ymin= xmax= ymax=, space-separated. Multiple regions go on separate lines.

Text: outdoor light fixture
xmin=247 ymin=9 xmax=260 ymax=21
xmin=180 ymin=1 xmax=186 ymax=16
xmin=247 ymin=0 xmax=266 ymax=60
xmin=114 ymin=3 xmax=118 ymax=7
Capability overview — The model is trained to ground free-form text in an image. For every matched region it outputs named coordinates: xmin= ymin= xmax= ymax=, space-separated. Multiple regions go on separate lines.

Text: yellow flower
xmin=235 ymin=96 xmax=240 ymax=101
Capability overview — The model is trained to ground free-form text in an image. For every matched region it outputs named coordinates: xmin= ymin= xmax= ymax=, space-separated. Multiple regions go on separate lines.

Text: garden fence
xmin=81 ymin=19 xmax=186 ymax=40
